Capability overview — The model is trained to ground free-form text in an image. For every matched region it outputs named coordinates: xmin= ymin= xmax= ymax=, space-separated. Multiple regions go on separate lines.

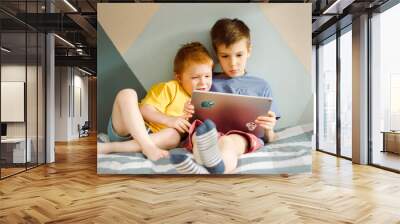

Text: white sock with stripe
xmin=195 ymin=119 xmax=225 ymax=174
xmin=170 ymin=153 xmax=209 ymax=174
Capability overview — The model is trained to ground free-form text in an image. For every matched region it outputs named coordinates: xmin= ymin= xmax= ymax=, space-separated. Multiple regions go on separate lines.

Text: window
xmin=318 ymin=36 xmax=337 ymax=155
xmin=390 ymin=74 xmax=400 ymax=130
xmin=371 ymin=2 xmax=400 ymax=171
xmin=340 ymin=28 xmax=352 ymax=158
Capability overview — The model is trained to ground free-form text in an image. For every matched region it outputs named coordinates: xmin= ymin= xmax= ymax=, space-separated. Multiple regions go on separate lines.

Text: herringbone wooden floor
xmin=1 ymin=135 xmax=400 ymax=224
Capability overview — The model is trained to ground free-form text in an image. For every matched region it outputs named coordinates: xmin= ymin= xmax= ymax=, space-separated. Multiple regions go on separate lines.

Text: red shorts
xmin=181 ymin=120 xmax=264 ymax=154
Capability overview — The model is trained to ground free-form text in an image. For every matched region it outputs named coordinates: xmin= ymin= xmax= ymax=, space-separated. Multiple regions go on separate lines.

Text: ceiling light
xmin=322 ymin=0 xmax=354 ymax=15
xmin=1 ymin=47 xmax=11 ymax=53
xmin=63 ymin=0 xmax=78 ymax=12
xmin=54 ymin=34 xmax=75 ymax=48
xmin=78 ymin=67 xmax=92 ymax=76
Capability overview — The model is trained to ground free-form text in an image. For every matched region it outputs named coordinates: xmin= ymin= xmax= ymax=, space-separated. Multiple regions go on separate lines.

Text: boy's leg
xmin=191 ymin=135 xmax=203 ymax=165
xmin=98 ymin=128 xmax=181 ymax=154
xmin=171 ymin=120 xmax=248 ymax=174
xmin=217 ymin=134 xmax=247 ymax=174
xmin=169 ymin=122 xmax=210 ymax=174
xmin=194 ymin=120 xmax=225 ymax=174
xmin=110 ymin=89 xmax=168 ymax=161
xmin=169 ymin=152 xmax=209 ymax=174
xmin=177 ymin=133 xmax=247 ymax=174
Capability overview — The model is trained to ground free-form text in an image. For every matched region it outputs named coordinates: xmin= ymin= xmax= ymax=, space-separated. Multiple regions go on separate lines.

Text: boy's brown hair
xmin=174 ymin=42 xmax=213 ymax=75
xmin=210 ymin=18 xmax=251 ymax=51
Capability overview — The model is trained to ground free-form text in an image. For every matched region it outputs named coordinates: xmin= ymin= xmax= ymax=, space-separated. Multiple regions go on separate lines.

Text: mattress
xmin=97 ymin=123 xmax=313 ymax=174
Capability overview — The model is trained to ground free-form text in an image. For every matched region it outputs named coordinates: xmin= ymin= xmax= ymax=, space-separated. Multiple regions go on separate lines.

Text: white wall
xmin=72 ymin=72 xmax=89 ymax=138
xmin=98 ymin=4 xmax=313 ymax=130
xmin=1 ymin=63 xmax=46 ymax=163
xmin=55 ymin=67 xmax=69 ymax=141
xmin=55 ymin=67 xmax=89 ymax=141
xmin=1 ymin=65 xmax=37 ymax=138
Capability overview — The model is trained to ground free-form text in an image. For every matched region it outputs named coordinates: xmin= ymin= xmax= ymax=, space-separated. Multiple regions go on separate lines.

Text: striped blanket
xmin=97 ymin=124 xmax=313 ymax=174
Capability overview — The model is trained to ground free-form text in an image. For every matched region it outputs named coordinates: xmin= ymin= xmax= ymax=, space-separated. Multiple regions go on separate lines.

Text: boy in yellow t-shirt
xmin=97 ymin=42 xmax=213 ymax=161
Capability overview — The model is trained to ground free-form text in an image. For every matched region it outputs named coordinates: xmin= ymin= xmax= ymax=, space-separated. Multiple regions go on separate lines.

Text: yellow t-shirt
xmin=140 ymin=80 xmax=190 ymax=133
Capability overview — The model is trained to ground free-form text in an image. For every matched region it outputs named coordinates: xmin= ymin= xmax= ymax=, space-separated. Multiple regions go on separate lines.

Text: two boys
xmin=171 ymin=18 xmax=280 ymax=174
xmin=99 ymin=18 xmax=279 ymax=174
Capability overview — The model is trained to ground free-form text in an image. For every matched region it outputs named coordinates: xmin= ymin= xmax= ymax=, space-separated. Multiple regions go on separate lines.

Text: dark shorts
xmin=107 ymin=117 xmax=151 ymax=142
xmin=181 ymin=119 xmax=264 ymax=154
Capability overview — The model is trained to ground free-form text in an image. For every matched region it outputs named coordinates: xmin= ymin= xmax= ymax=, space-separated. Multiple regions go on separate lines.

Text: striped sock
xmin=170 ymin=153 xmax=209 ymax=174
xmin=195 ymin=119 xmax=225 ymax=174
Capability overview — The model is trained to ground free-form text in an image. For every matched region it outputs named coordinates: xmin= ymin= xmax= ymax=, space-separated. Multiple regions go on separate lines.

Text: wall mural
xmin=97 ymin=3 xmax=313 ymax=175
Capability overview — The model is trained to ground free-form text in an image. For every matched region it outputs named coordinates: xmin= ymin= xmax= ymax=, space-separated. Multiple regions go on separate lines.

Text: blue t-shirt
xmin=211 ymin=73 xmax=281 ymax=119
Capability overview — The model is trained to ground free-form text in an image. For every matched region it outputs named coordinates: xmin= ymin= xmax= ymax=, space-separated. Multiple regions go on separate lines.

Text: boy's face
xmin=176 ymin=63 xmax=213 ymax=95
xmin=216 ymin=38 xmax=251 ymax=78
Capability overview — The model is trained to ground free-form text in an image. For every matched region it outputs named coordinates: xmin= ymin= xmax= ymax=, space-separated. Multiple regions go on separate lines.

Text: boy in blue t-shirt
xmin=171 ymin=18 xmax=280 ymax=174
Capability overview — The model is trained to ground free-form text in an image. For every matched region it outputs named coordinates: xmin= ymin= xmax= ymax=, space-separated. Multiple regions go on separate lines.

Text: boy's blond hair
xmin=174 ymin=42 xmax=213 ymax=76
xmin=210 ymin=18 xmax=251 ymax=51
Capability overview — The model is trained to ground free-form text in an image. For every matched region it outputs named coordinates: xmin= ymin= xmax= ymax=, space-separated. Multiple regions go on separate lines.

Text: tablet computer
xmin=191 ymin=90 xmax=272 ymax=138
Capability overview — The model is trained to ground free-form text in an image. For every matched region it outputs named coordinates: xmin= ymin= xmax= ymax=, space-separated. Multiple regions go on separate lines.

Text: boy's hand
xmin=255 ymin=111 xmax=276 ymax=132
xmin=165 ymin=116 xmax=191 ymax=133
xmin=183 ymin=100 xmax=195 ymax=120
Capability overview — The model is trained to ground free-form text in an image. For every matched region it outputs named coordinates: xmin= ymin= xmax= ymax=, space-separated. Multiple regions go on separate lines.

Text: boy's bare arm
xmin=183 ymin=100 xmax=195 ymax=119
xmin=140 ymin=104 xmax=191 ymax=133
xmin=263 ymin=129 xmax=276 ymax=143
xmin=139 ymin=104 xmax=170 ymax=125
xmin=255 ymin=111 xmax=277 ymax=143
